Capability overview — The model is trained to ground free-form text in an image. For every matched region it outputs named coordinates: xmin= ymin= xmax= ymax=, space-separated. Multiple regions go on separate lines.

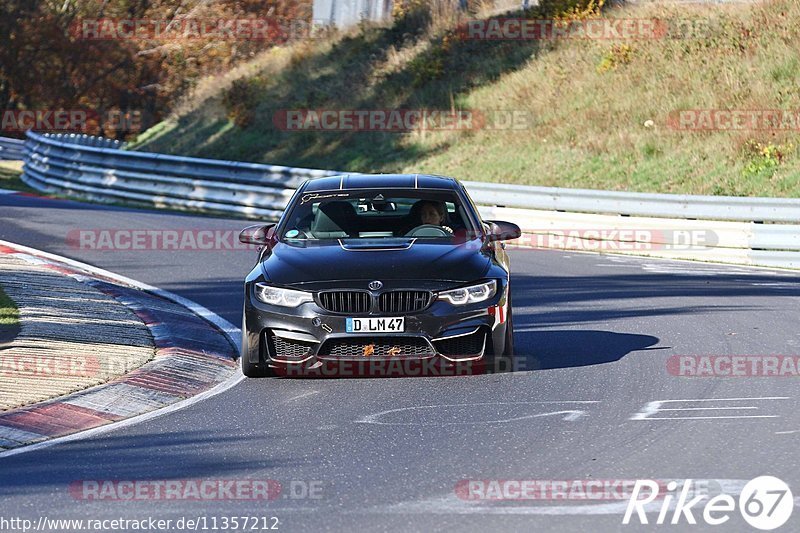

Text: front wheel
xmin=503 ymin=304 xmax=514 ymax=357
xmin=241 ymin=356 xmax=275 ymax=378
xmin=488 ymin=301 xmax=514 ymax=373
xmin=241 ymin=317 xmax=276 ymax=378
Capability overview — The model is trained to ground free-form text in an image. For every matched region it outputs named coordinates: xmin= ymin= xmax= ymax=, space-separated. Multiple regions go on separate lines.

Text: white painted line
xmin=638 ymin=416 xmax=779 ymax=420
xmin=638 ymin=260 xmax=799 ymax=276
xmin=0 ymin=188 xmax=18 ymax=195
xmin=662 ymin=397 xmax=790 ymax=402
xmin=285 ymin=390 xmax=320 ymax=403
xmin=775 ymin=430 xmax=800 ymax=435
xmin=656 ymin=407 xmax=759 ymax=411
xmin=524 ymin=245 xmax=800 ymax=275
xmin=356 ymin=401 xmax=600 ymax=426
xmin=631 ymin=397 xmax=790 ymax=421
xmin=642 ymin=266 xmax=754 ymax=276
xmin=375 ymin=495 xmax=635 ymax=516
xmin=0 ymin=239 xmax=244 ymax=459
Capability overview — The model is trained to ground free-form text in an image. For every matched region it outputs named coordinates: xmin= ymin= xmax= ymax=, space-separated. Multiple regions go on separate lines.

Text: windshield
xmin=280 ymin=189 xmax=477 ymax=241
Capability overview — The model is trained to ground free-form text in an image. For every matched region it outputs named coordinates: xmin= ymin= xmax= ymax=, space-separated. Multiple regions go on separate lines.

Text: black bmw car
xmin=239 ymin=174 xmax=521 ymax=377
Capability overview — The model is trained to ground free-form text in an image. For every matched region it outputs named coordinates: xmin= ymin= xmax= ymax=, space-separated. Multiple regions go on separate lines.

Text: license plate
xmin=346 ymin=317 xmax=404 ymax=333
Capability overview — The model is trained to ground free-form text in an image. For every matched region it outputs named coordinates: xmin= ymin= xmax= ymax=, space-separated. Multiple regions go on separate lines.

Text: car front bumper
xmin=241 ymin=280 xmax=510 ymax=375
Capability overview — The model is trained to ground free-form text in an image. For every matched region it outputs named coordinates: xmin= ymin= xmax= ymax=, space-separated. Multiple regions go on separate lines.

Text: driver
xmin=414 ymin=200 xmax=453 ymax=233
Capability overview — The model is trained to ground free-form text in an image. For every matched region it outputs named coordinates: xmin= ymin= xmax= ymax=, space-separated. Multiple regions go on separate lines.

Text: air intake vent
xmin=319 ymin=337 xmax=435 ymax=358
xmin=379 ymin=291 xmax=432 ymax=313
xmin=433 ymin=330 xmax=486 ymax=357
xmin=318 ymin=291 xmax=372 ymax=314
xmin=267 ymin=332 xmax=316 ymax=359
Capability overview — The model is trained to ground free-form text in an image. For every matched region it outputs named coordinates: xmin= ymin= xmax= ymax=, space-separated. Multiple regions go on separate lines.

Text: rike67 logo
xmin=623 ymin=476 xmax=793 ymax=530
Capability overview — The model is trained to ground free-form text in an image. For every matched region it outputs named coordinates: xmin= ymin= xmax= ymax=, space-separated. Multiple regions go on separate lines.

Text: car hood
xmin=261 ymin=238 xmax=491 ymax=286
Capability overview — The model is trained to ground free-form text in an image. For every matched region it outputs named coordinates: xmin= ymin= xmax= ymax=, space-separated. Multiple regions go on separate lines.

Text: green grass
xmin=0 ymin=249 xmax=21 ymax=342
xmin=0 ymin=285 xmax=19 ymax=328
xmin=129 ymin=0 xmax=797 ymax=197
xmin=0 ymin=161 xmax=38 ymax=194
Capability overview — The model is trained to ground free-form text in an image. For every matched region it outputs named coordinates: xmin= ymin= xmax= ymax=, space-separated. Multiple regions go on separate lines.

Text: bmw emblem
xmin=368 ymin=280 xmax=383 ymax=291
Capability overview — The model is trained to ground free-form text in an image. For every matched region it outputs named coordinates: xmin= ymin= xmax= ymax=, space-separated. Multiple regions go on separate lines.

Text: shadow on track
xmin=512 ymin=329 xmax=660 ymax=371
xmin=0 ymin=431 xmax=306 ymax=496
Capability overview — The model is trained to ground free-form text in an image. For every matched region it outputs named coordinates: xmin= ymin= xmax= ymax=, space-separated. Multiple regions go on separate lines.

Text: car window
xmin=280 ymin=190 xmax=475 ymax=240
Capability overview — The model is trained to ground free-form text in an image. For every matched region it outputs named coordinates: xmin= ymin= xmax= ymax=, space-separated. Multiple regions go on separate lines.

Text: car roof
xmin=301 ymin=174 xmax=459 ymax=192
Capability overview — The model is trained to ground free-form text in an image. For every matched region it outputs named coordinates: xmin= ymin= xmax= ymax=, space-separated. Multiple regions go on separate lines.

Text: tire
xmin=241 ymin=356 xmax=275 ymax=378
xmin=503 ymin=304 xmax=515 ymax=357
xmin=241 ymin=311 xmax=276 ymax=378
xmin=488 ymin=297 xmax=514 ymax=373
xmin=241 ymin=329 xmax=276 ymax=378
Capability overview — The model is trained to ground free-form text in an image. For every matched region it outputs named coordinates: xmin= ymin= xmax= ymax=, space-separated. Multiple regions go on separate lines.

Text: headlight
xmin=438 ymin=280 xmax=497 ymax=305
xmin=254 ymin=283 xmax=313 ymax=307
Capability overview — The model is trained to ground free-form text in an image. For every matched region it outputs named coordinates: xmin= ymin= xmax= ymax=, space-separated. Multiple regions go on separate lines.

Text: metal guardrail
xmin=15 ymin=131 xmax=800 ymax=269
xmin=0 ymin=137 xmax=25 ymax=160
xmin=462 ymin=181 xmax=800 ymax=224
xmin=21 ymin=132 xmax=338 ymax=219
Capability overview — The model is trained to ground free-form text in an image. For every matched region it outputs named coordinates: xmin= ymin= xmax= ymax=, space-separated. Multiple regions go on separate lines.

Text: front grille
xmin=319 ymin=337 xmax=435 ymax=358
xmin=267 ymin=332 xmax=315 ymax=359
xmin=318 ymin=291 xmax=372 ymax=314
xmin=434 ymin=330 xmax=486 ymax=357
xmin=379 ymin=291 xmax=432 ymax=313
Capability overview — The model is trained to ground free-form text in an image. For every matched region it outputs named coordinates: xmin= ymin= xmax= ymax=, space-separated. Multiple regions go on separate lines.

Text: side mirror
xmin=485 ymin=220 xmax=521 ymax=242
xmin=239 ymin=224 xmax=276 ymax=246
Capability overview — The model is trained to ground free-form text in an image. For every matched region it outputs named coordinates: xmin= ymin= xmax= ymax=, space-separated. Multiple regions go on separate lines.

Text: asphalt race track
xmin=1 ymin=192 xmax=799 ymax=532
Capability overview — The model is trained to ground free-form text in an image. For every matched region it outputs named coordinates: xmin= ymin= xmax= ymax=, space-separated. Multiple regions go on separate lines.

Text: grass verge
xmin=131 ymin=0 xmax=800 ymax=197
xmin=0 ymin=284 xmax=20 ymax=344
xmin=0 ymin=161 xmax=38 ymax=194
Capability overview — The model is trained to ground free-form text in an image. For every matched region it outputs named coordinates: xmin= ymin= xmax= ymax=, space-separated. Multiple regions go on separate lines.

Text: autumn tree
xmin=0 ymin=0 xmax=311 ymax=138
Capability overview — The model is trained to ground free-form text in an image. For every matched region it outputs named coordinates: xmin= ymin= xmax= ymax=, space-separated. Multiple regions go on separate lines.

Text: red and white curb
xmin=0 ymin=240 xmax=243 ymax=457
